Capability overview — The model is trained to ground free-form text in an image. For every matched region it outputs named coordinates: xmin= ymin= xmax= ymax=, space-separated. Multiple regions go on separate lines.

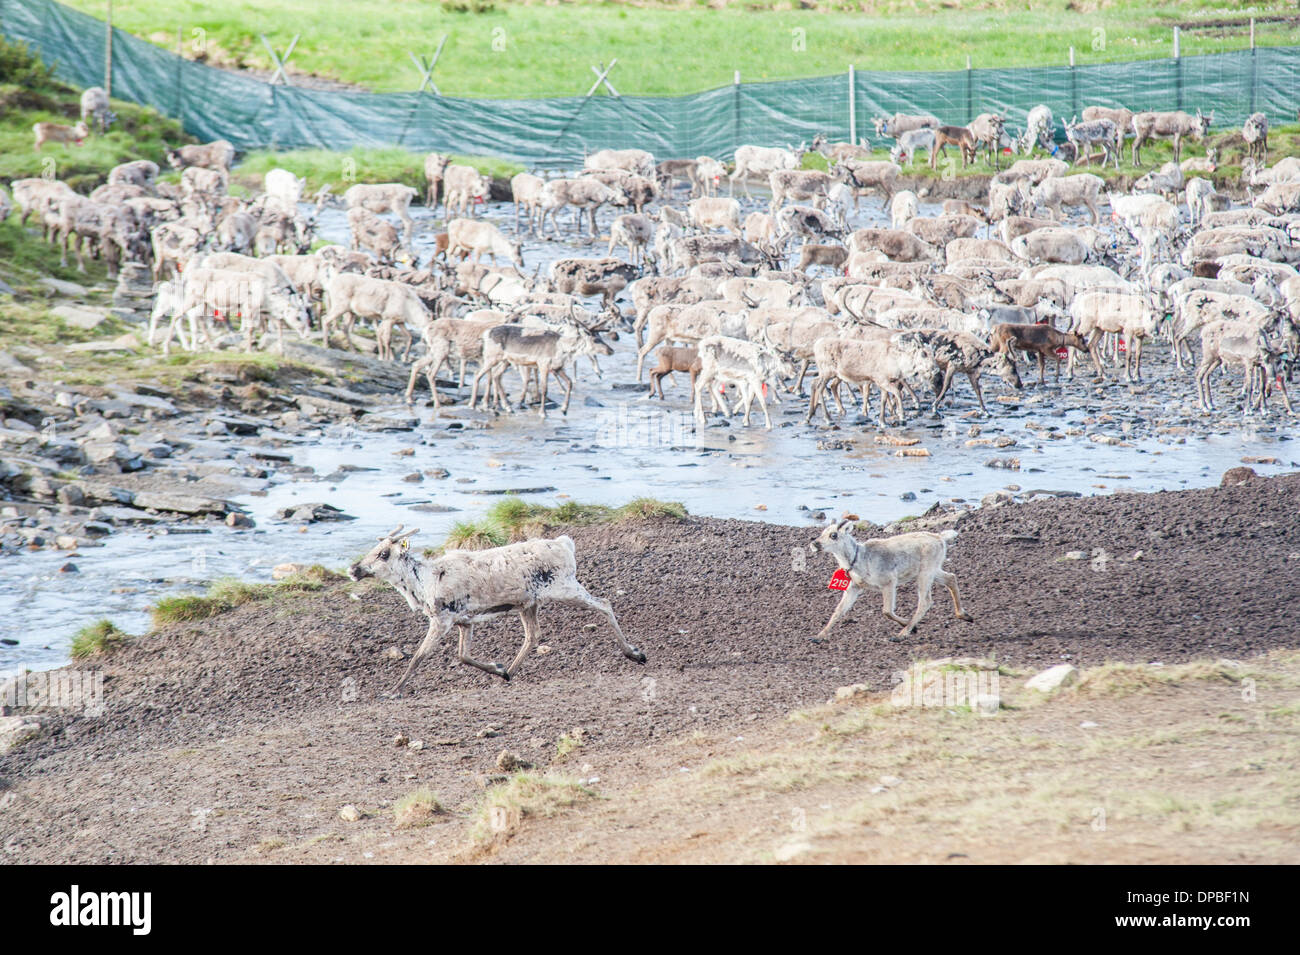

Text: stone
xmin=1025 ymin=664 xmax=1079 ymax=693
xmin=272 ymin=562 xmax=307 ymax=580
xmin=1220 ymin=466 xmax=1257 ymax=487
xmin=834 ymin=683 xmax=870 ymax=702
xmin=50 ymin=304 xmax=108 ymax=330
xmin=338 ymin=805 xmax=362 ymax=823
xmin=36 ymin=277 xmax=87 ymax=296
xmin=0 ymin=715 xmax=42 ymax=754
xmin=226 ymin=513 xmax=254 ymax=528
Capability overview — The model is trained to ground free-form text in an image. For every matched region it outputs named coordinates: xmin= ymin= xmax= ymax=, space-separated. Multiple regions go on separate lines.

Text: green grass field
xmin=60 ymin=0 xmax=1300 ymax=97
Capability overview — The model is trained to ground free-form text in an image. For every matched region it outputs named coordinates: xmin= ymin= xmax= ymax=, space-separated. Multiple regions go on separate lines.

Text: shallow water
xmin=2 ymin=188 xmax=1295 ymax=677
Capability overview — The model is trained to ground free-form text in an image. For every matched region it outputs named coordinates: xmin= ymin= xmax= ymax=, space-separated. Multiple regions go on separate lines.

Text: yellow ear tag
xmin=400 ymin=538 xmax=409 ymax=550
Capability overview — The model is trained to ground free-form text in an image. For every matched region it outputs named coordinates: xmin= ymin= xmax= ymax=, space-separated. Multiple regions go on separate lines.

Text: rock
xmin=773 ymin=841 xmax=812 ymax=862
xmin=1221 ymin=466 xmax=1257 ymax=487
xmin=383 ymin=646 xmax=408 ymax=660
xmin=899 ymin=491 xmax=917 ymax=501
xmin=496 ymin=750 xmax=531 ymax=772
xmin=86 ymin=421 xmax=118 ymax=442
xmin=834 ymin=683 xmax=870 ymax=702
xmin=131 ymin=491 xmax=230 ymax=516
xmin=1025 ymin=664 xmax=1079 ymax=693
xmin=338 ymin=805 xmax=362 ymax=823
xmin=64 ymin=333 xmax=140 ymax=353
xmin=402 ymin=472 xmax=423 ymax=483
xmin=980 ymin=490 xmax=1013 ymax=507
xmin=394 ymin=733 xmax=410 ymax=747
xmin=51 ymin=304 xmax=109 ymax=330
xmin=58 ymin=562 xmax=78 ymax=574
xmin=408 ymin=740 xmax=425 ymax=752
xmin=0 ymin=351 xmax=30 ymax=373
xmin=0 ymin=715 xmax=42 ymax=754
xmin=984 ymin=457 xmax=1020 ymax=470
xmin=271 ymin=562 xmax=307 ymax=580
xmin=272 ymin=502 xmax=353 ymax=523
xmin=36 ymin=277 xmax=87 ymax=296
xmin=356 ymin=414 xmax=418 ymax=432
xmin=226 ymin=513 xmax=255 ymax=529
xmin=1063 ymin=550 xmax=1088 ymax=560
xmin=55 ymin=484 xmax=86 ymax=507
xmin=82 ymin=522 xmax=111 ymax=538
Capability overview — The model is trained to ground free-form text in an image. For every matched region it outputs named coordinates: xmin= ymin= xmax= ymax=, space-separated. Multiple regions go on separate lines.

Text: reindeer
xmin=348 ymin=526 xmax=644 ymax=690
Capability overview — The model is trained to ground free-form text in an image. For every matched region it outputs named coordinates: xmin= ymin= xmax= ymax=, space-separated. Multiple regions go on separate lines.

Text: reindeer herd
xmin=7 ymin=92 xmax=1300 ymax=435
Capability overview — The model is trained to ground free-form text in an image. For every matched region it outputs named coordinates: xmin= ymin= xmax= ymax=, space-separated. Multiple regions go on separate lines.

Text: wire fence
xmin=4 ymin=0 xmax=1298 ymax=169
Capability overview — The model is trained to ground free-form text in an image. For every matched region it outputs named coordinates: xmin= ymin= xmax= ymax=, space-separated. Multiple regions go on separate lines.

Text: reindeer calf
xmin=647 ymin=345 xmax=701 ymax=399
xmin=810 ymin=520 xmax=974 ymax=642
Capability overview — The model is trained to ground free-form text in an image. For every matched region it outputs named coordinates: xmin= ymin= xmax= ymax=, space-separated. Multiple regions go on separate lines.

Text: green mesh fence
xmin=5 ymin=0 xmax=1298 ymax=169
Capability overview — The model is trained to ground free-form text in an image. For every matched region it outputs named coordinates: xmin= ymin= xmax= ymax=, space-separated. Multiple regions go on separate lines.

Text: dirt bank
xmin=2 ymin=472 xmax=1298 ymax=863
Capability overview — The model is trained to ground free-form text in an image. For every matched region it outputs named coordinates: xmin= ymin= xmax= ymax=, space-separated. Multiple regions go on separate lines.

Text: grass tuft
xmin=68 ymin=619 xmax=129 ymax=658
xmin=439 ymin=496 xmax=687 ymax=551
xmin=394 ymin=789 xmax=444 ymax=828
xmin=470 ymin=772 xmax=595 ymax=845
xmin=150 ymin=566 xmax=344 ymax=628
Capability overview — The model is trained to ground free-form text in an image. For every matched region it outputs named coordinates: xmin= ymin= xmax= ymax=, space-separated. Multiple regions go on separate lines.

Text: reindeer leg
xmin=391 ymin=617 xmax=451 ymax=695
xmin=545 ymin=578 xmax=645 ymax=663
xmin=457 ymin=623 xmax=510 ymax=680
xmin=936 ymin=569 xmax=974 ymax=621
xmin=881 ymin=581 xmax=909 ymax=629
xmin=503 ymin=607 xmax=540 ymax=679
xmin=813 ymin=581 xmax=863 ymax=643
xmin=897 ymin=575 xmax=935 ymax=639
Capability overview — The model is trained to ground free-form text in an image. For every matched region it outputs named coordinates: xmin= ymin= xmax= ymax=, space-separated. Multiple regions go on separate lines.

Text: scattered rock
xmin=833 ymin=683 xmax=870 ymax=702
xmin=1221 ymin=466 xmax=1257 ymax=487
xmin=272 ymin=502 xmax=353 ymax=523
xmin=271 ymin=563 xmax=307 ymax=580
xmin=338 ymin=805 xmax=363 ymax=823
xmin=1025 ymin=664 xmax=1079 ymax=693
xmin=0 ymin=715 xmax=42 ymax=754
xmin=496 ymin=750 xmax=530 ymax=772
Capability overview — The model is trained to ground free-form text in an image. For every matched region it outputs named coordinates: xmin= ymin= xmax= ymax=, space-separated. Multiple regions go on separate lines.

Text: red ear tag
xmin=1055 ymin=346 xmax=1068 ymax=359
xmin=828 ymin=568 xmax=851 ymax=591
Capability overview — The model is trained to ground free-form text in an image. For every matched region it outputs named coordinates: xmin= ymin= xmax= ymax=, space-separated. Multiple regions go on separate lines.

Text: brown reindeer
xmin=931 ymin=126 xmax=977 ymax=168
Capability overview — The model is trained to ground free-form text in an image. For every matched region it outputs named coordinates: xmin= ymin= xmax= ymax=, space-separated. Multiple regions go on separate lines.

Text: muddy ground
xmin=1 ymin=470 xmax=1297 ymax=863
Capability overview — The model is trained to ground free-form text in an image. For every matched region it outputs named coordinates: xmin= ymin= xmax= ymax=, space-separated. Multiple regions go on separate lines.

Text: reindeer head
xmin=810 ymin=519 xmax=857 ymax=558
xmin=349 ymin=525 xmax=420 ymax=581
xmin=986 ymin=348 xmax=1023 ymax=391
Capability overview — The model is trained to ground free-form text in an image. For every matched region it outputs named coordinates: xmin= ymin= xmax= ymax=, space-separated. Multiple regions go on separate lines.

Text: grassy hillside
xmin=0 ymin=37 xmax=189 ymax=192
xmin=58 ymin=0 xmax=1300 ymax=97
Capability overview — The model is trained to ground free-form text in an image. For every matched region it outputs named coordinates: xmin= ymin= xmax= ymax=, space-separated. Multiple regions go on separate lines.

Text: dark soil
xmin=3 ymin=472 xmax=1298 ymax=863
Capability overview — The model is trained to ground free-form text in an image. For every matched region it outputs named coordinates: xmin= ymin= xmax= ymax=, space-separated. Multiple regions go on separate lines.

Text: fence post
xmin=1173 ymin=27 xmax=1182 ymax=111
xmin=733 ymin=70 xmax=740 ymax=154
xmin=848 ymin=65 xmax=856 ymax=145
xmin=1249 ymin=18 xmax=1258 ymax=115
xmin=175 ymin=26 xmax=183 ymax=122
xmin=104 ymin=0 xmax=113 ymax=96
xmin=965 ymin=54 xmax=973 ymax=124
xmin=1069 ymin=46 xmax=1077 ymax=121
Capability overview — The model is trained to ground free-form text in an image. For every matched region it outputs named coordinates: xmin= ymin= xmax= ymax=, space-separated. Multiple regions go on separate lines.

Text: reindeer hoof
xmin=957 ymin=612 xmax=975 ymax=622
xmin=628 ymin=648 xmax=647 ymax=664
xmin=808 ymin=637 xmax=827 ymax=645
xmin=494 ymin=665 xmax=511 ymax=682
xmin=888 ymin=634 xmax=906 ymax=643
